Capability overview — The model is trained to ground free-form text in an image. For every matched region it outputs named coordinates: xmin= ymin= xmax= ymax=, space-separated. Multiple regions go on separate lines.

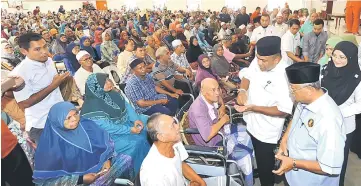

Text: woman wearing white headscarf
xmin=1 ymin=42 xmax=21 ymax=71
xmin=100 ymin=30 xmax=120 ymax=65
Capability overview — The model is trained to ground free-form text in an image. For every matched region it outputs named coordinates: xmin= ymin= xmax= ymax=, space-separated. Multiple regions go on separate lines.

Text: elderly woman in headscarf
xmin=130 ymin=28 xmax=143 ymax=46
xmin=51 ymin=34 xmax=67 ymax=54
xmin=321 ymin=41 xmax=361 ymax=186
xmin=118 ymin=31 xmax=129 ymax=52
xmin=1 ymin=42 xmax=21 ymax=71
xmin=81 ymin=73 xmax=150 ymax=175
xmin=152 ymin=29 xmax=162 ymax=48
xmin=211 ymin=44 xmax=238 ymax=89
xmin=100 ymin=30 xmax=120 ymax=65
xmin=318 ymin=36 xmax=343 ymax=67
xmin=92 ymin=27 xmax=103 ymax=47
xmin=80 ymin=36 xmax=98 ymax=61
xmin=186 ymin=36 xmax=204 ymax=69
xmin=195 ymin=54 xmax=220 ymax=88
xmin=33 ymin=102 xmax=134 ymax=186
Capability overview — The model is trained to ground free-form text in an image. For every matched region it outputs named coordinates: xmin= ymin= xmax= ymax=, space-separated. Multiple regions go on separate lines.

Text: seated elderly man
xmin=74 ymin=50 xmax=104 ymax=95
xmin=188 ymin=78 xmax=254 ymax=186
xmin=141 ymin=113 xmax=206 ymax=186
xmin=171 ymin=39 xmax=194 ymax=80
xmin=152 ymin=46 xmax=192 ymax=96
xmin=124 ymin=58 xmax=179 ymax=116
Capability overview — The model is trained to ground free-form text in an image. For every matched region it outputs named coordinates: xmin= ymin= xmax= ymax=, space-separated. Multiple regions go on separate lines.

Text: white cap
xmin=221 ymin=22 xmax=226 ymax=26
xmin=172 ymin=39 xmax=182 ymax=49
xmin=184 ymin=23 xmax=189 ymax=27
xmin=239 ymin=24 xmax=246 ymax=30
xmin=76 ymin=50 xmax=90 ymax=61
xmin=246 ymin=24 xmax=253 ymax=29
xmin=276 ymin=11 xmax=282 ymax=17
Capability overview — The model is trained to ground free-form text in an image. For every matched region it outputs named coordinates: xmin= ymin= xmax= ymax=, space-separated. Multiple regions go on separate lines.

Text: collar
xmin=304 ymin=89 xmax=328 ymax=113
xmin=200 ymin=94 xmax=218 ymax=110
xmin=24 ymin=56 xmax=48 ymax=67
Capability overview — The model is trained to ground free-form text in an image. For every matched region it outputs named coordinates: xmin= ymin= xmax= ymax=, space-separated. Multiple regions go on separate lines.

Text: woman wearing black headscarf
xmin=186 ymin=36 xmax=203 ymax=70
xmin=321 ymin=41 xmax=361 ymax=186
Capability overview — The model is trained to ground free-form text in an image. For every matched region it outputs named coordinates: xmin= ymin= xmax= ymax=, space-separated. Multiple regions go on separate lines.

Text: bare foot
xmin=344 ymin=31 xmax=352 ymax=34
xmin=353 ymin=33 xmax=361 ymax=36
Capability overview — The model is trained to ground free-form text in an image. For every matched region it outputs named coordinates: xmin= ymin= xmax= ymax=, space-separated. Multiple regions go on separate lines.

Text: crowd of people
xmin=1 ymin=2 xmax=361 ymax=186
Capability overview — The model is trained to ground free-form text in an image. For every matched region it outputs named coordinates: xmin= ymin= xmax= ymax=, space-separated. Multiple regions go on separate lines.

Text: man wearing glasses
xmin=235 ymin=36 xmax=293 ymax=186
xmin=274 ymin=62 xmax=345 ymax=186
xmin=74 ymin=50 xmax=104 ymax=95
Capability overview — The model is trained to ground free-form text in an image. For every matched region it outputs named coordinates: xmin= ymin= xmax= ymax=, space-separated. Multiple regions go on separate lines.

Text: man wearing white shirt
xmin=183 ymin=23 xmax=192 ymax=42
xmin=141 ymin=113 xmax=206 ymax=186
xmin=218 ymin=22 xmax=228 ymax=40
xmin=235 ymin=36 xmax=293 ymax=186
xmin=10 ymin=33 xmax=66 ymax=144
xmin=250 ymin=14 xmax=279 ymax=45
xmin=74 ymin=51 xmax=104 ymax=95
xmin=274 ymin=12 xmax=288 ymax=37
xmin=281 ymin=19 xmax=303 ymax=66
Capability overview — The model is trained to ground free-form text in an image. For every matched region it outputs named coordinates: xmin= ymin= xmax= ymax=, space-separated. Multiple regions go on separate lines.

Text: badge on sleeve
xmin=308 ymin=119 xmax=314 ymax=127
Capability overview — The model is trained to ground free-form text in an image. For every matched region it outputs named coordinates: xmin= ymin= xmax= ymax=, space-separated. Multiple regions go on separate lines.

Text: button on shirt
xmin=124 ymin=74 xmax=167 ymax=114
xmin=281 ymin=30 xmax=301 ymax=66
xmin=286 ymin=92 xmax=346 ymax=186
xmin=10 ymin=57 xmax=64 ymax=131
xmin=250 ymin=25 xmax=279 ymax=44
xmin=302 ymin=31 xmax=327 ymax=63
xmin=171 ymin=52 xmax=190 ymax=75
xmin=243 ymin=59 xmax=293 ymax=143
xmin=74 ymin=64 xmax=104 ymax=95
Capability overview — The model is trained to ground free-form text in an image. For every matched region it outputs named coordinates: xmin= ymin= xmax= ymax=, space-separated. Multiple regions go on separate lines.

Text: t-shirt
xmin=140 ymin=143 xmax=188 ymax=186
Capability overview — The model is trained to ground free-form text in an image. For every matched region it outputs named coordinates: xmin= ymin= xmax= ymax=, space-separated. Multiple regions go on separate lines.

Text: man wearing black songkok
xmin=274 ymin=62 xmax=346 ymax=186
xmin=235 ymin=36 xmax=293 ymax=186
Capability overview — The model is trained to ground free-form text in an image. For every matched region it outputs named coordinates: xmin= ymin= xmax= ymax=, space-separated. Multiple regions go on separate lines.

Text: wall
xmin=2 ymin=0 xmax=347 ymax=14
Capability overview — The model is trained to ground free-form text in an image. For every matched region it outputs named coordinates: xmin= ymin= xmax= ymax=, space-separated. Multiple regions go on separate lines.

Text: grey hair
xmin=299 ymin=81 xmax=321 ymax=89
xmin=155 ymin=46 xmax=169 ymax=59
xmin=146 ymin=113 xmax=163 ymax=142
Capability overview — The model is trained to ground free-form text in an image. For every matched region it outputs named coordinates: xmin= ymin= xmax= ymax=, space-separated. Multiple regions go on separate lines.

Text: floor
xmin=254 ymin=20 xmax=361 ymax=186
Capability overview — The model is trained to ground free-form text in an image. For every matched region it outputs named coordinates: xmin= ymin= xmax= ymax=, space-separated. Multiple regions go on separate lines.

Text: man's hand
xmin=8 ymin=76 xmax=25 ymax=88
xmin=236 ymin=91 xmax=247 ymax=105
xmin=277 ymin=140 xmax=289 ymax=157
xmin=272 ymin=155 xmax=293 ymax=176
xmin=218 ymin=105 xmax=226 ymax=118
xmin=175 ymin=89 xmax=184 ymax=95
xmin=101 ymin=160 xmax=111 ymax=172
xmin=51 ymin=72 xmax=70 ymax=88
xmin=185 ymin=69 xmax=192 ymax=79
xmin=234 ymin=104 xmax=253 ymax=113
xmin=219 ymin=114 xmax=230 ymax=124
xmin=158 ymin=98 xmax=169 ymax=105
xmin=83 ymin=173 xmax=101 ymax=184
xmin=169 ymin=93 xmax=179 ymax=99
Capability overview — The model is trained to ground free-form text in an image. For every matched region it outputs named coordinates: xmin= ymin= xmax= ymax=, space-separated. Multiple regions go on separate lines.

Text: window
xmin=267 ymin=0 xmax=286 ymax=11
xmin=187 ymin=0 xmax=201 ymax=11
xmin=225 ymin=0 xmax=243 ymax=10
xmin=125 ymin=0 xmax=137 ymax=11
xmin=153 ymin=0 xmax=167 ymax=10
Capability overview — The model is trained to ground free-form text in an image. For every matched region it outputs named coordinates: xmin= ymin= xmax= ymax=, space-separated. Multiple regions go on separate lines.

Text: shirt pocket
xmin=294 ymin=125 xmax=317 ymax=150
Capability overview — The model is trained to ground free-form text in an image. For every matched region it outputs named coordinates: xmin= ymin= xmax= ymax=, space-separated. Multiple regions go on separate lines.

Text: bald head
xmin=201 ymin=78 xmax=220 ymax=103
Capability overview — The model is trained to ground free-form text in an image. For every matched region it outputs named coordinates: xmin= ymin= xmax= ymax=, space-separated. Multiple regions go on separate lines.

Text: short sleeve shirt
xmin=152 ymin=60 xmax=179 ymax=87
xmin=281 ymin=30 xmax=301 ymax=66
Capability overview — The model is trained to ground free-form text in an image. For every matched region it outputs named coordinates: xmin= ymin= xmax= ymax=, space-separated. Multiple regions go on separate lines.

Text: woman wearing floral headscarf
xmin=100 ymin=30 xmax=120 ymax=65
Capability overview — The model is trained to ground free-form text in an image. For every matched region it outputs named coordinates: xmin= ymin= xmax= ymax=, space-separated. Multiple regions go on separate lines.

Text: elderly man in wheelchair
xmin=185 ymin=78 xmax=254 ymax=186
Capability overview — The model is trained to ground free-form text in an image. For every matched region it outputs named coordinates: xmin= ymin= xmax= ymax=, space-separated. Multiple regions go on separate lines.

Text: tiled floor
xmin=254 ymin=20 xmax=361 ymax=186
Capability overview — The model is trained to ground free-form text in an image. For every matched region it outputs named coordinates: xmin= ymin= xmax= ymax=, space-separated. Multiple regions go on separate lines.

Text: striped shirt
xmin=152 ymin=60 xmax=179 ymax=87
xmin=124 ymin=74 xmax=167 ymax=113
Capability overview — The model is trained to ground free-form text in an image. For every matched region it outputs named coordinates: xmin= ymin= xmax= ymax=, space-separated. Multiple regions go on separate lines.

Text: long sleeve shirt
xmin=302 ymin=31 xmax=328 ymax=63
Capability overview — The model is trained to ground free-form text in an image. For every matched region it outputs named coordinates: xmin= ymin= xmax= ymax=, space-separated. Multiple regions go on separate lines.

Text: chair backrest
xmin=95 ymin=44 xmax=102 ymax=59
xmin=62 ymin=58 xmax=76 ymax=76
xmin=179 ymin=112 xmax=196 ymax=145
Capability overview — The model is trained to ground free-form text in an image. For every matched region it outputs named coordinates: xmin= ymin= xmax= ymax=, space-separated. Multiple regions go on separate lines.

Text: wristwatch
xmin=293 ymin=159 xmax=298 ymax=171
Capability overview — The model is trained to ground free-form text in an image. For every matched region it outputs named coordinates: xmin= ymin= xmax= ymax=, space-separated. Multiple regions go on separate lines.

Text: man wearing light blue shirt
xmin=273 ymin=62 xmax=346 ymax=186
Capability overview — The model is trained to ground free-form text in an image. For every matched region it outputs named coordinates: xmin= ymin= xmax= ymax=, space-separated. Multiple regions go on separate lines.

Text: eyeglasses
xmin=81 ymin=57 xmax=92 ymax=61
xmin=331 ymin=54 xmax=347 ymax=60
xmin=289 ymin=86 xmax=306 ymax=93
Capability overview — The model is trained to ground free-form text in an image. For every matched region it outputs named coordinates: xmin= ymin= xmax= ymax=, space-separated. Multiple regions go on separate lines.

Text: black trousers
xmin=1 ymin=143 xmax=34 ymax=186
xmin=339 ymin=132 xmax=354 ymax=186
xmin=250 ymin=134 xmax=277 ymax=186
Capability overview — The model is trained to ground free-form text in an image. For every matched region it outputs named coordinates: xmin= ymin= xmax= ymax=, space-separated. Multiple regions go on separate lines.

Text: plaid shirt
xmin=171 ymin=52 xmax=190 ymax=71
xmin=124 ymin=74 xmax=167 ymax=114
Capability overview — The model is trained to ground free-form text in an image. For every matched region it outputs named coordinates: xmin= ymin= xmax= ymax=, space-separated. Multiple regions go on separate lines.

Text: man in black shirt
xmin=235 ymin=6 xmax=250 ymax=28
